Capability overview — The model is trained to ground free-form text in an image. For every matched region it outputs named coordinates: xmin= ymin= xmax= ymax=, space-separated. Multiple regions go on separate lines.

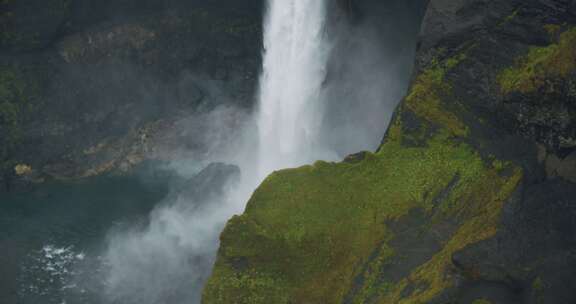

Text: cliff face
xmin=0 ymin=0 xmax=263 ymax=190
xmin=203 ymin=1 xmax=576 ymax=303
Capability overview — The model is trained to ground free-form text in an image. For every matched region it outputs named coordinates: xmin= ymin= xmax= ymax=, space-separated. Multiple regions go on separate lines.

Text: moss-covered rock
xmin=498 ymin=27 xmax=576 ymax=96
xmin=495 ymin=26 xmax=576 ymax=154
xmin=203 ymin=47 xmax=524 ymax=303
xmin=404 ymin=53 xmax=469 ymax=138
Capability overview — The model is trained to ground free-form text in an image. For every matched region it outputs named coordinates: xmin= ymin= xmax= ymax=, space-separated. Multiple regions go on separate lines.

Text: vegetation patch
xmin=498 ymin=27 xmax=576 ymax=95
xmin=404 ymin=53 xmax=469 ymax=137
xmin=203 ymin=121 xmax=522 ymax=303
xmin=203 ymin=47 xmax=522 ymax=304
xmin=496 ymin=9 xmax=519 ymax=28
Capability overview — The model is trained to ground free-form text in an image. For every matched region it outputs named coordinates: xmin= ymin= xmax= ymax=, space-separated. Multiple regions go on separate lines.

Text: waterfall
xmin=13 ymin=0 xmax=417 ymax=303
xmin=257 ymin=0 xmax=332 ymax=178
xmin=97 ymin=2 xmax=335 ymax=304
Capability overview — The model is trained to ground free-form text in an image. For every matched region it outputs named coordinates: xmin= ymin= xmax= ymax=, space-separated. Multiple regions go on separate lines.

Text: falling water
xmin=17 ymin=1 xmax=336 ymax=303
xmin=96 ymin=2 xmax=334 ymax=303
xmin=257 ymin=0 xmax=332 ymax=177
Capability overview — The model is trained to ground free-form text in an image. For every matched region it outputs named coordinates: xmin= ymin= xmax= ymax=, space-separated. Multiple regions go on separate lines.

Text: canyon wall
xmin=0 ymin=0 xmax=263 ymax=190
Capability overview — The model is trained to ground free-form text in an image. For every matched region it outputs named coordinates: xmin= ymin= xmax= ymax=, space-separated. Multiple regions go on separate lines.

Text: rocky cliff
xmin=203 ymin=0 xmax=576 ymax=303
xmin=0 ymin=0 xmax=262 ymax=190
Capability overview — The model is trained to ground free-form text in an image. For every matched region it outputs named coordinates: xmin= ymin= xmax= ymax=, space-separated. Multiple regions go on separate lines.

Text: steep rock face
xmin=0 ymin=0 xmax=262 ymax=190
xmin=203 ymin=0 xmax=576 ymax=303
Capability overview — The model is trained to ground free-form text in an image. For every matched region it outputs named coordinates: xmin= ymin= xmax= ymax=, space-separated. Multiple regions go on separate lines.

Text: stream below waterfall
xmin=0 ymin=173 xmax=169 ymax=304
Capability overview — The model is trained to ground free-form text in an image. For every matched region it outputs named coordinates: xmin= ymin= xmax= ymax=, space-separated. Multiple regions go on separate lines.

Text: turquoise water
xmin=0 ymin=175 xmax=169 ymax=304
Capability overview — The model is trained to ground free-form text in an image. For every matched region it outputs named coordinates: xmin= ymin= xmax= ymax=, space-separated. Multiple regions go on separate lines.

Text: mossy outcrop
xmin=497 ymin=25 xmax=576 ymax=154
xmin=204 ymin=0 xmax=576 ymax=303
xmin=204 ymin=43 xmax=523 ymax=304
xmin=498 ymin=27 xmax=576 ymax=96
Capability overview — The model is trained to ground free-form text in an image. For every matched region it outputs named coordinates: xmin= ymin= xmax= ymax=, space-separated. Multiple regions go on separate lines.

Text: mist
xmin=90 ymin=105 xmax=254 ymax=304
xmin=320 ymin=0 xmax=427 ymax=156
xmin=101 ymin=163 xmax=245 ymax=304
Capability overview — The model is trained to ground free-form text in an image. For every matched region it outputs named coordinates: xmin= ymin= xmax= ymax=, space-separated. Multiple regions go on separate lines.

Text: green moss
xmin=498 ymin=27 xmax=576 ymax=95
xmin=497 ymin=9 xmax=519 ymax=28
xmin=405 ymin=53 xmax=469 ymax=137
xmin=532 ymin=277 xmax=545 ymax=303
xmin=472 ymin=299 xmax=492 ymax=304
xmin=206 ymin=265 xmax=291 ymax=304
xmin=532 ymin=277 xmax=544 ymax=291
xmin=351 ymin=243 xmax=395 ymax=304
xmin=203 ymin=124 xmax=523 ymax=303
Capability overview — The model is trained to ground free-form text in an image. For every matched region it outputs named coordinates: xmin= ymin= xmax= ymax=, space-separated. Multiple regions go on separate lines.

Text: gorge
xmin=2 ymin=0 xmax=576 ymax=304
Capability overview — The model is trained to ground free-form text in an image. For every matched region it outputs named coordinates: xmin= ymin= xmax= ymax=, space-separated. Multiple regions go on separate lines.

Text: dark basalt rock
xmin=418 ymin=0 xmax=576 ymax=158
xmin=405 ymin=0 xmax=576 ymax=302
xmin=0 ymin=0 xmax=263 ymax=186
xmin=450 ymin=178 xmax=576 ymax=303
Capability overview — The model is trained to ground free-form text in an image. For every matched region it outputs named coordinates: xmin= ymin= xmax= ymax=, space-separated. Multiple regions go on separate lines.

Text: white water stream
xmin=100 ymin=2 xmax=333 ymax=303
xmin=257 ymin=0 xmax=333 ymax=177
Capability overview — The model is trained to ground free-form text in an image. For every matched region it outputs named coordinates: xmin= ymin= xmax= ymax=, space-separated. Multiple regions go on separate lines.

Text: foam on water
xmin=19 ymin=245 xmax=87 ymax=302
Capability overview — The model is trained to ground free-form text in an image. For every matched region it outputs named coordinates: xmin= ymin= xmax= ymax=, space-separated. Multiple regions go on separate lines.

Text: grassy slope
xmin=203 ymin=48 xmax=524 ymax=303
